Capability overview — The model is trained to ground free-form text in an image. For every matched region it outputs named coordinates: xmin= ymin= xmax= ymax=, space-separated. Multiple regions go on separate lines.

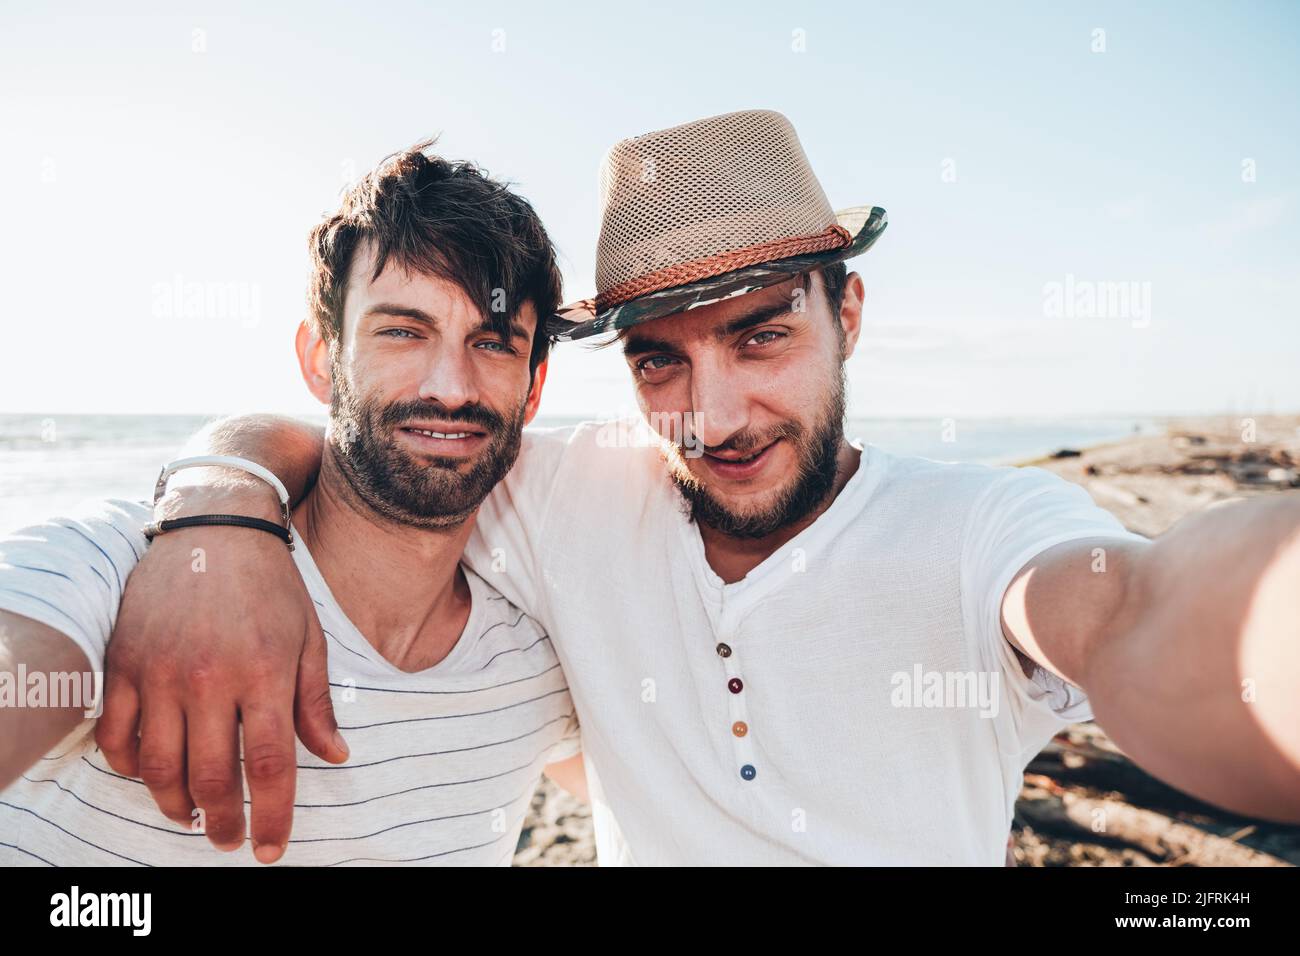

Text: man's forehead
xmin=343 ymin=241 xmax=538 ymax=329
xmin=346 ymin=241 xmax=456 ymax=306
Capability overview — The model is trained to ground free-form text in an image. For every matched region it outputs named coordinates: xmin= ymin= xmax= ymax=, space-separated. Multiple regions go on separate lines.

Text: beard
xmin=328 ymin=370 xmax=526 ymax=529
xmin=663 ymin=367 xmax=847 ymax=540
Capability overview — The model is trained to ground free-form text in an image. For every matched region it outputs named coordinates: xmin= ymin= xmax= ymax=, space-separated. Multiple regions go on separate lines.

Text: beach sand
xmin=513 ymin=415 xmax=1300 ymax=866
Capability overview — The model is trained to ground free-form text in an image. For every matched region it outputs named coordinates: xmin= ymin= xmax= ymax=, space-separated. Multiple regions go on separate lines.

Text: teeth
xmin=716 ymin=450 xmax=759 ymax=463
xmin=412 ymin=429 xmax=473 ymax=439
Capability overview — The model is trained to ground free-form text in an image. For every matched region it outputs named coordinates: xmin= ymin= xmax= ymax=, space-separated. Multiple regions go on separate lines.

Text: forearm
xmin=0 ymin=611 xmax=95 ymax=789
xmin=1083 ymin=493 xmax=1300 ymax=822
xmin=160 ymin=414 xmax=326 ymax=519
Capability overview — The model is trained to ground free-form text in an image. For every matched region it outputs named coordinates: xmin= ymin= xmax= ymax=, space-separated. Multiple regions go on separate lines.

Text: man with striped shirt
xmin=0 ymin=142 xmax=583 ymax=865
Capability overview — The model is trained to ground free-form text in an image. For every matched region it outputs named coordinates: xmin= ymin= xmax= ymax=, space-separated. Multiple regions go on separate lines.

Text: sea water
xmin=0 ymin=413 xmax=1156 ymax=535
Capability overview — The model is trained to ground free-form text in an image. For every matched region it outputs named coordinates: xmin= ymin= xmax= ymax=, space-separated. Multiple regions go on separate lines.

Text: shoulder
xmin=463 ymin=565 xmax=550 ymax=648
xmin=853 ymin=448 xmax=1141 ymax=561
xmin=519 ymin=419 xmax=661 ymax=470
xmin=867 ymin=447 xmax=1100 ymax=516
xmin=863 ymin=447 xmax=1029 ymax=518
xmin=494 ymin=418 xmax=668 ymax=513
xmin=0 ymin=499 xmax=154 ymax=675
xmin=0 ymin=498 xmax=152 ymax=561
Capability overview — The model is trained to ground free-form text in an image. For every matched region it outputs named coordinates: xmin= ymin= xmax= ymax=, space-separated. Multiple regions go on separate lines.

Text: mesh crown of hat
xmin=594 ymin=110 xmax=841 ymax=298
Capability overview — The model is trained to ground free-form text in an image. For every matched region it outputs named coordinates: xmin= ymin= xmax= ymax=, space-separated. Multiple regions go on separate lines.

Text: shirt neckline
xmin=289 ymin=525 xmax=486 ymax=678
xmin=675 ymin=441 xmax=885 ymax=616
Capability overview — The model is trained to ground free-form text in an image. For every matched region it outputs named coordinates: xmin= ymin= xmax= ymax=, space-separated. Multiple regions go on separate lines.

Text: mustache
xmin=375 ymin=399 xmax=508 ymax=433
xmin=696 ymin=422 xmax=802 ymax=457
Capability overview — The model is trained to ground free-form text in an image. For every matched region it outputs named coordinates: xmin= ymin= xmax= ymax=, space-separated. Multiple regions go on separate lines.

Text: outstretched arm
xmin=96 ymin=414 xmax=336 ymax=864
xmin=1003 ymin=494 xmax=1300 ymax=822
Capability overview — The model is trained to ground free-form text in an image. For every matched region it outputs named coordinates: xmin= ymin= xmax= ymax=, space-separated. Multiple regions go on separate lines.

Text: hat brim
xmin=549 ymin=205 xmax=887 ymax=343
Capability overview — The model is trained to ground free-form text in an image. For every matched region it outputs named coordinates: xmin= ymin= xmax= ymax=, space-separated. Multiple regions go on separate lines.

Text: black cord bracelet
xmin=143 ymin=514 xmax=295 ymax=550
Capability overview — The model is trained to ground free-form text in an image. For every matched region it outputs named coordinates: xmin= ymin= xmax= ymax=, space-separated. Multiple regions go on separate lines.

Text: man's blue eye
xmin=640 ymin=356 xmax=676 ymax=370
xmin=382 ymin=328 xmax=416 ymax=338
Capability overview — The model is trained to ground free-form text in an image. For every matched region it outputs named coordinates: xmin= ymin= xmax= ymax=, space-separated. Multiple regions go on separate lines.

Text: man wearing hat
xmin=42 ymin=111 xmax=1300 ymax=863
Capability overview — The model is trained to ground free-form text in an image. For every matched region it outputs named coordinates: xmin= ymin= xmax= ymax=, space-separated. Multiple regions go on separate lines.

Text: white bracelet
xmin=152 ymin=455 xmax=293 ymax=528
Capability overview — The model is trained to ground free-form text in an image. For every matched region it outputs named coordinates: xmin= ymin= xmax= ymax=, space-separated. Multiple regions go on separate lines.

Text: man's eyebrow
xmin=472 ymin=316 xmax=530 ymax=342
xmin=621 ymin=300 xmax=799 ymax=357
xmin=362 ymin=306 xmax=528 ymax=342
xmin=716 ymin=301 xmax=798 ymax=339
xmin=363 ymin=304 xmax=439 ymax=326
xmin=621 ymin=333 xmax=678 ymax=358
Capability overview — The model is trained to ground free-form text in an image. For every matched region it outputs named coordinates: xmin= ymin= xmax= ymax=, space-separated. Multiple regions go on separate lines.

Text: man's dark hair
xmin=754 ymin=263 xmax=846 ymax=349
xmin=307 ymin=139 xmax=562 ymax=375
xmin=819 ymin=261 xmax=848 ymax=317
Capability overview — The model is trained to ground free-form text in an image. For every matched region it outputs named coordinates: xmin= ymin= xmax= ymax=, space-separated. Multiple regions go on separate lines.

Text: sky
xmin=1 ymin=0 xmax=1297 ymax=420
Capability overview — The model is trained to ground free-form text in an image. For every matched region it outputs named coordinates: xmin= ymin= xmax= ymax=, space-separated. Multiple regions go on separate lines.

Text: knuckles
xmin=242 ymin=743 xmax=293 ymax=783
xmin=243 ymin=650 xmax=297 ymax=688
xmin=137 ymin=754 xmax=184 ymax=791
xmin=188 ymin=770 xmax=239 ymax=804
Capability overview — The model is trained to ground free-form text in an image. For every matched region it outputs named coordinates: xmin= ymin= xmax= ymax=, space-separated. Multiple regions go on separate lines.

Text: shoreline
xmin=1028 ymin=413 xmax=1300 ymax=538
xmin=1013 ymin=413 xmax=1296 ymax=467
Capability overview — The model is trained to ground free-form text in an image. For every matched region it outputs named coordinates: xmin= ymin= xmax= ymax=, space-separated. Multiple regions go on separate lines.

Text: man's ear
xmin=523 ymin=357 xmax=548 ymax=426
xmin=296 ymin=321 xmax=333 ymax=404
xmin=838 ymin=272 xmax=865 ymax=359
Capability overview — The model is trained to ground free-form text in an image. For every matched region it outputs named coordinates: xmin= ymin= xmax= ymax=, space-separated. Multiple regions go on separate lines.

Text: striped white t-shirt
xmin=0 ymin=499 xmax=580 ymax=866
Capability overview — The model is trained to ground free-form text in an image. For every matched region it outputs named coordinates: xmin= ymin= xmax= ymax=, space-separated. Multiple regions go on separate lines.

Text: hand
xmin=95 ymin=484 xmax=348 ymax=863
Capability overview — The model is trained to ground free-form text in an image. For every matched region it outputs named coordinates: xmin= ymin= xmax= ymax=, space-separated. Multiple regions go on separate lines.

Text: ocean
xmin=0 ymin=413 xmax=1157 ymax=535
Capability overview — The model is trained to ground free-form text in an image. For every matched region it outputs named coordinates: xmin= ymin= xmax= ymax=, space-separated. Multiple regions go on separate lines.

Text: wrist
xmin=155 ymin=473 xmax=285 ymax=524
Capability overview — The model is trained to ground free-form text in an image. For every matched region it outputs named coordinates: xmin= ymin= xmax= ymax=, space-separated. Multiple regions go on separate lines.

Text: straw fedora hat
xmin=549 ymin=109 xmax=887 ymax=342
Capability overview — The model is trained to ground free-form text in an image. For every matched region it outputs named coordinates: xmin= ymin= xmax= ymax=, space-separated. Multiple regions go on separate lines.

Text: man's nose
xmin=688 ymin=362 xmax=750 ymax=449
xmin=417 ymin=346 xmax=479 ymax=410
